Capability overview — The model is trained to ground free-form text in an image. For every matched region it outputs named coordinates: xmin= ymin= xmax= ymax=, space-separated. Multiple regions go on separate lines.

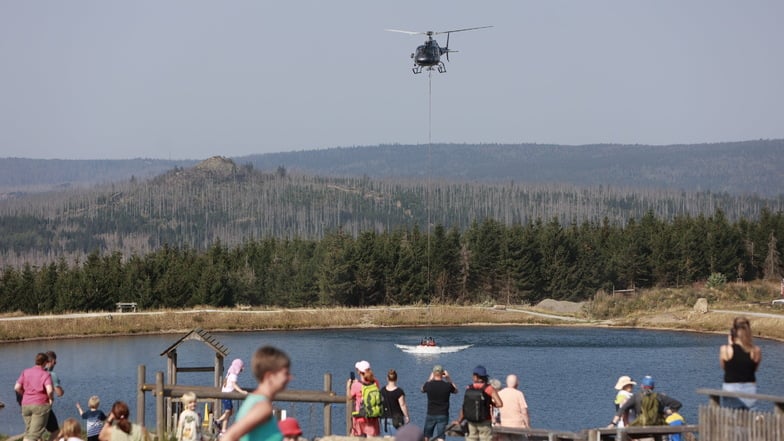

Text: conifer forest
xmin=0 ymin=155 xmax=783 ymax=314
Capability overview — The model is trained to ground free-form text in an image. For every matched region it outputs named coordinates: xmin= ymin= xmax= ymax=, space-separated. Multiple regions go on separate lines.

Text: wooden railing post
xmin=346 ymin=378 xmax=352 ymax=435
xmin=137 ymin=365 xmax=146 ymax=427
xmin=156 ymin=371 xmax=165 ymax=440
xmin=323 ymin=373 xmax=332 ymax=436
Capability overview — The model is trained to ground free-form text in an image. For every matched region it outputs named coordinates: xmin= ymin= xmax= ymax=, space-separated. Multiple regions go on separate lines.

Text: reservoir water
xmin=2 ymin=326 xmax=783 ymax=435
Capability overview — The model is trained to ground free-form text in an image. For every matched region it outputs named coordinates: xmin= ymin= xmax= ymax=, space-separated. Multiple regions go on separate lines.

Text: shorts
xmin=466 ymin=420 xmax=492 ymax=441
xmin=722 ymin=382 xmax=757 ymax=410
xmin=351 ymin=416 xmax=380 ymax=437
xmin=423 ymin=414 xmax=448 ymax=440
xmin=221 ymin=399 xmax=234 ymax=412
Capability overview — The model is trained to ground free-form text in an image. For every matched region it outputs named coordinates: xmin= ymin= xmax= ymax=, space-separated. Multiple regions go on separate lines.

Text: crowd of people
xmin=8 ymin=315 xmax=764 ymax=441
xmin=606 ymin=315 xmax=763 ymax=441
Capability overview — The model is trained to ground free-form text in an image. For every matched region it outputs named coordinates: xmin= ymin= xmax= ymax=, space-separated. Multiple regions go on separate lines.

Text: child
xmin=215 ymin=358 xmax=248 ymax=433
xmin=664 ymin=407 xmax=685 ymax=441
xmin=177 ymin=391 xmax=203 ymax=441
xmin=278 ymin=418 xmax=303 ymax=441
xmin=56 ymin=418 xmax=84 ymax=441
xmin=221 ymin=346 xmax=292 ymax=441
xmin=613 ymin=376 xmax=636 ymax=427
xmin=76 ymin=395 xmax=107 ymax=441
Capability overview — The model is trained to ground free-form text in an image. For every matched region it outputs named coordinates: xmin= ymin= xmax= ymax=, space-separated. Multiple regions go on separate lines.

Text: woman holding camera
xmin=719 ymin=316 xmax=762 ymax=409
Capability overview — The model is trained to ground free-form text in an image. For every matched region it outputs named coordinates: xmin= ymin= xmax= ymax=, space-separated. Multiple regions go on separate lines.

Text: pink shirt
xmin=497 ymin=387 xmax=529 ymax=428
xmin=16 ymin=365 xmax=52 ymax=405
xmin=350 ymin=378 xmax=380 ymax=413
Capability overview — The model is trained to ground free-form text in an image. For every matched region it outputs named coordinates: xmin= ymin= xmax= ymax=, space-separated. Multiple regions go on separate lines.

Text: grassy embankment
xmin=0 ymin=280 xmax=782 ymax=342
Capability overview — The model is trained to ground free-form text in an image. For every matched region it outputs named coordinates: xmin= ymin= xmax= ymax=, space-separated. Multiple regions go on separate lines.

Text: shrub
xmin=707 ymin=272 xmax=727 ymax=289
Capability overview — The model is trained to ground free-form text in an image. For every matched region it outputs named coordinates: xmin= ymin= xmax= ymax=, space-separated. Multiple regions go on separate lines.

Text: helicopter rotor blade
xmin=384 ymin=29 xmax=426 ymax=35
xmin=433 ymin=25 xmax=493 ymax=35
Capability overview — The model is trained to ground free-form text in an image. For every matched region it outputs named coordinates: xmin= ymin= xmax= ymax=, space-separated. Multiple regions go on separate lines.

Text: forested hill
xmin=1 ymin=139 xmax=782 ymax=196
xmin=240 ymin=139 xmax=784 ymax=197
xmin=0 ymin=158 xmax=197 ymax=192
xmin=0 ymin=155 xmax=782 ymax=269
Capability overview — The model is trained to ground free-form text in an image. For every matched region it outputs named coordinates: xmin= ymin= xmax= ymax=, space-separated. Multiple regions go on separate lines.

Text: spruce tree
xmin=763 ymin=232 xmax=782 ymax=280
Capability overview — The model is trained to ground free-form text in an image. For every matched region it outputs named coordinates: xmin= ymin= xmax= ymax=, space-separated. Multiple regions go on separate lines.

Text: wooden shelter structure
xmin=159 ymin=328 xmax=230 ymax=431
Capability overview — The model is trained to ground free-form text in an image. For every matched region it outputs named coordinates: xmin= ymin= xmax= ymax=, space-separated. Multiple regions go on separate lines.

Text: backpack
xmin=630 ymin=391 xmax=665 ymax=426
xmin=354 ymin=382 xmax=384 ymax=418
xmin=462 ymin=385 xmax=491 ymax=423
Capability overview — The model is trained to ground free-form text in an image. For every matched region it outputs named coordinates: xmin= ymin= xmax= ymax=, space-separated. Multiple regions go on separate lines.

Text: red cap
xmin=279 ymin=418 xmax=303 ymax=437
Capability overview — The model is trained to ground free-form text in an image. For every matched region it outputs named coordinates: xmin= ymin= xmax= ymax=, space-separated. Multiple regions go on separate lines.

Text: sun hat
xmin=228 ymin=358 xmax=244 ymax=375
xmin=641 ymin=375 xmax=655 ymax=388
xmin=355 ymin=360 xmax=371 ymax=373
xmin=395 ymin=424 xmax=425 ymax=441
xmin=278 ymin=418 xmax=303 ymax=437
xmin=473 ymin=365 xmax=488 ymax=377
xmin=614 ymin=375 xmax=636 ymax=390
xmin=432 ymin=364 xmax=444 ymax=374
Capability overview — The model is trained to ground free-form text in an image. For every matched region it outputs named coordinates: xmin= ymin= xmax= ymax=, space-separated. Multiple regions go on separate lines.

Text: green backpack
xmin=354 ymin=382 xmax=384 ymax=418
xmin=630 ymin=391 xmax=665 ymax=426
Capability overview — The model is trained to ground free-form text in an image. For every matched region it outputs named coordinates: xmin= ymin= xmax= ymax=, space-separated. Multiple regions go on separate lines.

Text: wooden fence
xmin=136 ymin=365 xmax=350 ymax=439
xmin=131 ymin=369 xmax=784 ymax=441
xmin=699 ymin=405 xmax=783 ymax=441
xmin=491 ymin=389 xmax=784 ymax=441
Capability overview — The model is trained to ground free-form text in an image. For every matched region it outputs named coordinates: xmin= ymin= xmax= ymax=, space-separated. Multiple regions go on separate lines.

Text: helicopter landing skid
xmin=412 ymin=63 xmax=446 ymax=74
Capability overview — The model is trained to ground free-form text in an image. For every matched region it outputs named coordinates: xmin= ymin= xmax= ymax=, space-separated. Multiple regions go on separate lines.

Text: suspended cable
xmin=427 ymin=69 xmax=432 ymax=295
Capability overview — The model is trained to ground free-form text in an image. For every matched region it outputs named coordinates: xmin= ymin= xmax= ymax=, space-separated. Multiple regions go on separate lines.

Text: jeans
xmin=423 ymin=414 xmax=449 ymax=440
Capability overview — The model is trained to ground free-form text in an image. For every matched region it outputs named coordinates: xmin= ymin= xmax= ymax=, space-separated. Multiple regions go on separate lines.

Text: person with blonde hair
xmin=76 ymin=395 xmax=107 ymax=441
xmin=177 ymin=392 xmax=202 ymax=441
xmin=56 ymin=417 xmax=84 ymax=441
xmin=720 ymin=316 xmax=762 ymax=409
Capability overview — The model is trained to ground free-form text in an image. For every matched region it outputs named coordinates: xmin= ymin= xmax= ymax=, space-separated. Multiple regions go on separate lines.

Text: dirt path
xmin=710 ymin=309 xmax=784 ymax=320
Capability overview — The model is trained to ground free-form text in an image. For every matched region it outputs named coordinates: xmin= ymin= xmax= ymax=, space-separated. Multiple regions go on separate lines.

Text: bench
xmin=116 ymin=302 xmax=138 ymax=313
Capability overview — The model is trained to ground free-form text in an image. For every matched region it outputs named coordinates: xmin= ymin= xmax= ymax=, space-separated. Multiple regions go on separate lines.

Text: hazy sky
xmin=1 ymin=1 xmax=782 ymax=160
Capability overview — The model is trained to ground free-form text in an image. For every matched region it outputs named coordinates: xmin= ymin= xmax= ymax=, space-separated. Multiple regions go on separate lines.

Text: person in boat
xmin=420 ymin=337 xmax=436 ymax=347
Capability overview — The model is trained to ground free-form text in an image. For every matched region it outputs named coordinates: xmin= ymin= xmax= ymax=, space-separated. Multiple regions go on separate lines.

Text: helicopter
xmin=386 ymin=26 xmax=492 ymax=74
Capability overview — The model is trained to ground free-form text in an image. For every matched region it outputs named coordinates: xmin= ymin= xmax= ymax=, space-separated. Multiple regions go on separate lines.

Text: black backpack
xmin=462 ymin=385 xmax=491 ymax=422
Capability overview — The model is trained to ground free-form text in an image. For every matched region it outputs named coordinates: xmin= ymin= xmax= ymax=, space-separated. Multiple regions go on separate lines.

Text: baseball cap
xmin=641 ymin=375 xmax=655 ymax=388
xmin=432 ymin=365 xmax=444 ymax=373
xmin=473 ymin=365 xmax=487 ymax=377
xmin=355 ymin=360 xmax=371 ymax=373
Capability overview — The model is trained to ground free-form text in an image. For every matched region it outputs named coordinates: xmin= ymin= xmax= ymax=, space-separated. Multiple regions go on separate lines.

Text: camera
xmin=349 ymin=371 xmax=355 ymax=381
